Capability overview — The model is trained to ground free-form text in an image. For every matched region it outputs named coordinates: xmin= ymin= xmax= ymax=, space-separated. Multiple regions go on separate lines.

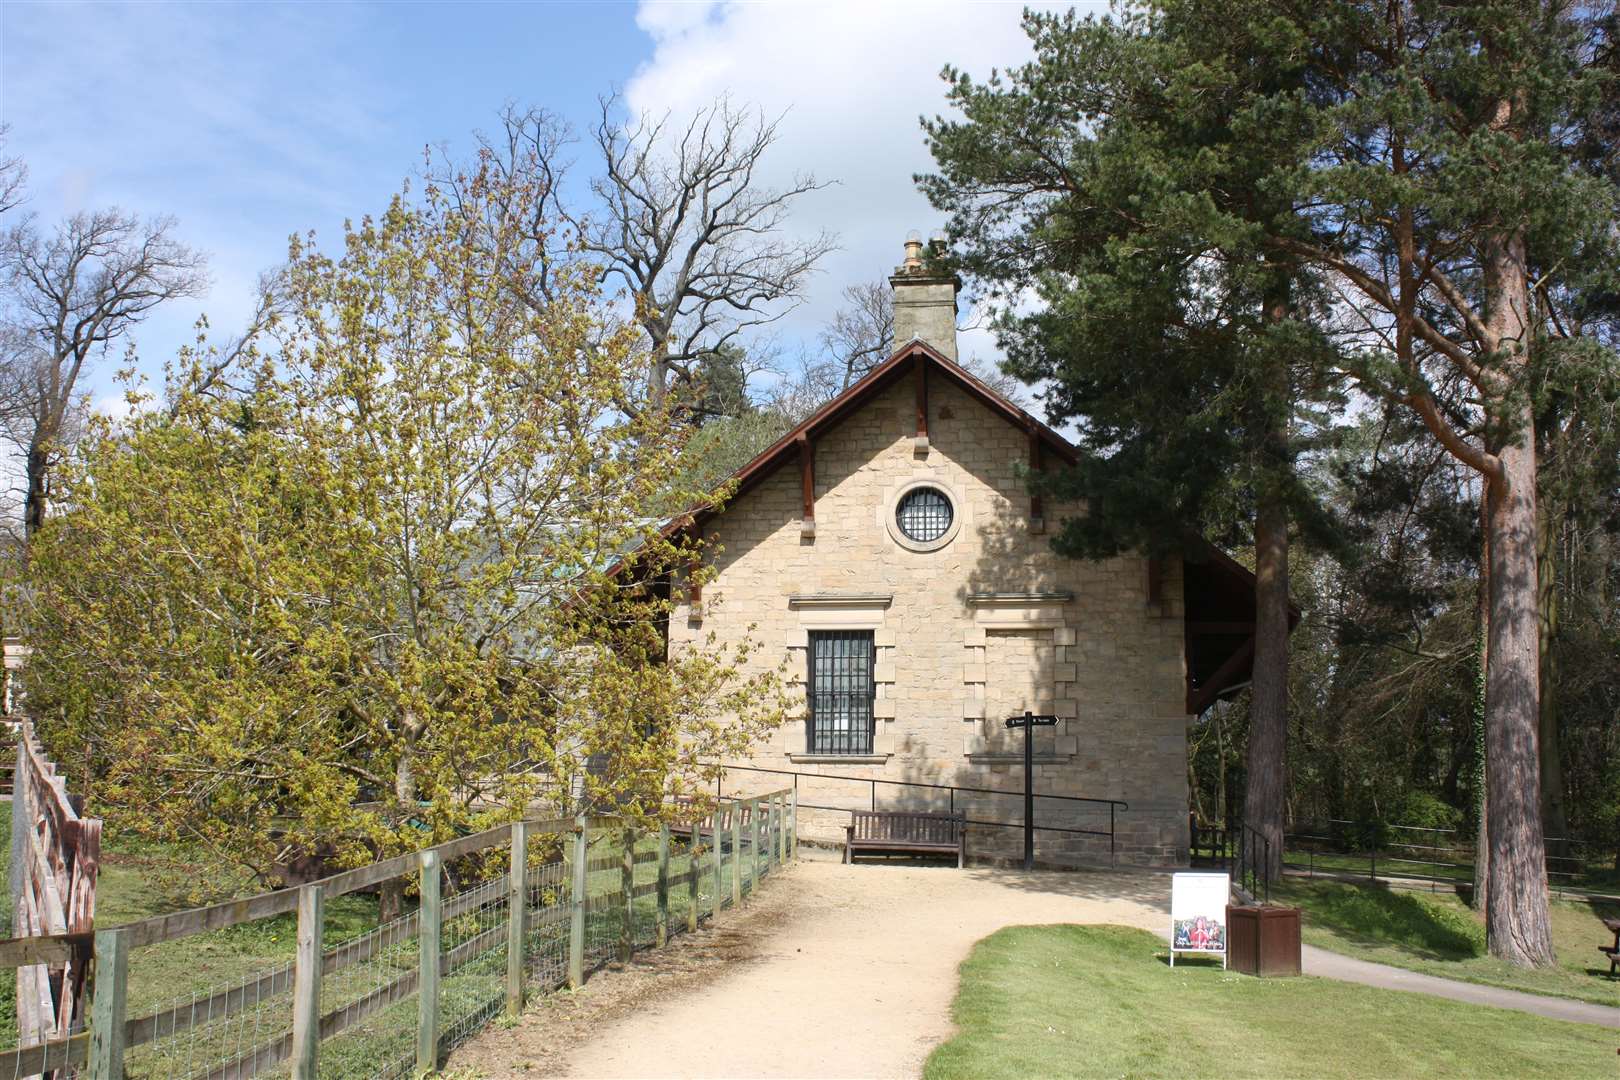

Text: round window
xmin=895 ymin=486 xmax=954 ymax=544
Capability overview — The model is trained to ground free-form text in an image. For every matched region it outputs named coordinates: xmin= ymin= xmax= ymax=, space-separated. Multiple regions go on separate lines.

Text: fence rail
xmin=0 ymin=788 xmax=796 ymax=1079
xmin=1189 ymin=814 xmax=1612 ymax=898
xmin=8 ymin=716 xmax=102 ymax=1069
xmin=1283 ymin=819 xmax=1609 ymax=894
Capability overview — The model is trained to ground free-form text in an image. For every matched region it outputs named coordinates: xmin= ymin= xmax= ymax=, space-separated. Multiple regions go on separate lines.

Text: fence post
xmin=568 ymin=816 xmax=587 ymax=989
xmin=9 ymin=735 xmax=24 ymax=935
xmin=655 ymin=823 xmax=670 ymax=947
xmin=789 ymin=787 xmax=798 ymax=860
xmin=86 ymin=927 xmax=129 ymax=1080
xmin=291 ymin=884 xmax=325 ymax=1080
xmin=686 ymin=828 xmax=700 ymax=933
xmin=765 ymin=795 xmax=775 ymax=869
xmin=416 ymin=849 xmax=442 ymax=1078
xmin=730 ymin=800 xmax=742 ymax=908
xmin=776 ymin=792 xmax=786 ymax=864
xmin=751 ymin=798 xmax=762 ymax=888
xmin=506 ymin=820 xmax=528 ymax=1018
xmin=774 ymin=794 xmax=783 ymax=865
xmin=711 ymin=806 xmax=724 ymax=916
xmin=620 ymin=825 xmax=635 ymax=962
xmin=757 ymin=796 xmax=767 ymax=874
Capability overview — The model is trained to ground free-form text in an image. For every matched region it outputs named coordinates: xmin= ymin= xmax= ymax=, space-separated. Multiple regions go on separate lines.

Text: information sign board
xmin=1169 ymin=872 xmax=1229 ymax=968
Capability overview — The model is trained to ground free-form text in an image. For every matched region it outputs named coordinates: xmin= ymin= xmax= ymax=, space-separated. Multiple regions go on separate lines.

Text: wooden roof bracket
xmin=1027 ymin=421 xmax=1045 ymax=534
xmin=798 ymin=433 xmax=816 ymax=539
xmin=1187 ymin=634 xmax=1256 ymax=715
xmin=913 ymin=356 xmax=930 ymax=455
xmin=686 ymin=555 xmax=704 ymax=621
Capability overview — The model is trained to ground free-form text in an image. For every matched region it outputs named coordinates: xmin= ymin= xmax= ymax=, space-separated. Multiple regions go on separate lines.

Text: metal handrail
xmin=1236 ymin=821 xmax=1272 ymax=903
xmin=712 ymin=762 xmax=1128 ymax=860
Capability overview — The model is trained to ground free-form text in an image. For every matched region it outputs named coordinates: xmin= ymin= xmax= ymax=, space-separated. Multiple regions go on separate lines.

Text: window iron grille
xmin=807 ymin=630 xmax=875 ymax=755
xmin=896 ymin=487 xmax=953 ymax=543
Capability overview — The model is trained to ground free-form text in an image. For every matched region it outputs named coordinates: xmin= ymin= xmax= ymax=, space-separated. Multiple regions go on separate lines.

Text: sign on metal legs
xmin=1169 ymin=872 xmax=1230 ymax=967
xmin=1004 ymin=711 xmax=1059 ymax=870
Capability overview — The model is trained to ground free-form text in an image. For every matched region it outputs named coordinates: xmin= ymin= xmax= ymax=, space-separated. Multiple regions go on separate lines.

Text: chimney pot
xmin=903 ymin=231 xmax=924 ymax=270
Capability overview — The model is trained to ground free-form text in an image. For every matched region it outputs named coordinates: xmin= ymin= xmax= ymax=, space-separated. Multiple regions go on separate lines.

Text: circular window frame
xmin=885 ymin=479 xmax=963 ymax=553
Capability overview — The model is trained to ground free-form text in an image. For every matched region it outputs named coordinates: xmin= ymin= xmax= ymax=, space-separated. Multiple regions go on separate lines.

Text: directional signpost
xmin=1005 ymin=710 xmax=1060 ymax=870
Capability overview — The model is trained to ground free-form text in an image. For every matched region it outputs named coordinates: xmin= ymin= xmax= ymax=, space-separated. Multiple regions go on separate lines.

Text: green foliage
xmin=688 ymin=344 xmax=756 ymax=426
xmin=924 ymin=923 xmax=1615 ymax=1080
xmin=1389 ymin=791 xmax=1465 ymax=835
xmin=667 ymin=409 xmax=795 ymax=509
xmin=17 ymin=163 xmax=788 ymax=888
xmin=921 ymin=4 xmax=1346 ymax=561
xmin=927 ymin=2 xmax=1620 ymax=880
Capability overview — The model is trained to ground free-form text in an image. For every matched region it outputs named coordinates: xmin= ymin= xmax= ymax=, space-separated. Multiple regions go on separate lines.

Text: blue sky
xmin=2 ymin=0 xmax=1094 ymax=412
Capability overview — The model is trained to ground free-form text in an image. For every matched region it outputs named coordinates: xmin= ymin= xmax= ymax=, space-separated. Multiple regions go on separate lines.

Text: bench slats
xmin=845 ymin=810 xmax=965 ymax=867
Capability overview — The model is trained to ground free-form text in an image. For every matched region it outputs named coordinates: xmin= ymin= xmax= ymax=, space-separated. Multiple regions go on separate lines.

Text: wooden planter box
xmin=1226 ymin=905 xmax=1301 ymax=977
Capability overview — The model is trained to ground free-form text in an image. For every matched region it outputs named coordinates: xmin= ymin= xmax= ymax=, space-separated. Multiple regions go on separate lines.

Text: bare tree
xmin=1 ymin=210 xmax=206 ymax=538
xmin=822 ymin=280 xmax=893 ymax=390
xmin=815 ymin=276 xmax=1027 ymax=405
xmin=583 ymin=95 xmax=837 ymax=406
xmin=0 ymin=125 xmax=26 ymax=216
xmin=448 ymin=98 xmax=836 ymax=411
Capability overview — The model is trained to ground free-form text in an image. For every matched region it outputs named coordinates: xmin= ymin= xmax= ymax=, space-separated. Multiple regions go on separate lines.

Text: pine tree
xmin=922 ymin=5 xmax=1345 ymax=882
xmin=923 ymin=1 xmax=1618 ymax=966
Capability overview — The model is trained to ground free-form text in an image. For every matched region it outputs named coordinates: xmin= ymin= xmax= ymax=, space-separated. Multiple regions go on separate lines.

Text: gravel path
xmin=452 ymin=852 xmax=1172 ymax=1080
xmin=450 ymin=852 xmax=1618 ymax=1079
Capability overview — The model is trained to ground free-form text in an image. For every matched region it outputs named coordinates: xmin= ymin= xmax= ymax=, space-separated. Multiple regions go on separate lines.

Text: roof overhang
xmin=634 ymin=339 xmax=1296 ymax=714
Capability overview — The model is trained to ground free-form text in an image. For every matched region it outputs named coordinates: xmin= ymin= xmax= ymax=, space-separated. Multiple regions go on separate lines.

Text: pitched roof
xmin=688 ymin=339 xmax=1078 ymax=528
xmin=668 ymin=337 xmax=1286 ymax=714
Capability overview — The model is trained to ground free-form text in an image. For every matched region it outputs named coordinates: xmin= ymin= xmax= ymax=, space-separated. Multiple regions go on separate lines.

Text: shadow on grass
xmin=1155 ymin=953 xmax=1224 ymax=969
xmin=1285 ymin=880 xmax=1483 ymax=961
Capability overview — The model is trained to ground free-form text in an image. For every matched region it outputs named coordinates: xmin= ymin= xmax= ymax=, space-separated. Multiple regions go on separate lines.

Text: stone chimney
xmin=889 ymin=230 xmax=960 ymax=361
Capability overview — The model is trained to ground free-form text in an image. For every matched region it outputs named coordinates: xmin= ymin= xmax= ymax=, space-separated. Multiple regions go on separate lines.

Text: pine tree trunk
xmin=1471 ymin=498 xmax=1489 ymax=913
xmin=1535 ymin=496 xmax=1567 ymax=858
xmin=1480 ymin=224 xmax=1555 ymax=968
xmin=1484 ymin=430 xmax=1555 ymax=966
xmin=1243 ymin=491 xmax=1289 ymax=883
xmin=1240 ymin=277 xmax=1291 ymax=886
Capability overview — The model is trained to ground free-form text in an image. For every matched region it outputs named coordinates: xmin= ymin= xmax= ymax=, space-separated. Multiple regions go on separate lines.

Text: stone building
xmin=668 ymin=237 xmax=1261 ymax=866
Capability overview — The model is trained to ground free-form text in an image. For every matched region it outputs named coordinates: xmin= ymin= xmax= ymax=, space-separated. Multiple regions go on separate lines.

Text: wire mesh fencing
xmin=0 ymin=793 xmax=797 ymax=1080
xmin=123 ymin=959 xmax=296 ymax=1079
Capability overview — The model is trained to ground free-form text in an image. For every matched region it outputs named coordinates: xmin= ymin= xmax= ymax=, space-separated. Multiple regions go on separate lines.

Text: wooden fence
xmin=0 ymin=789 xmax=796 ymax=1079
xmin=8 ymin=716 xmax=102 ymax=1065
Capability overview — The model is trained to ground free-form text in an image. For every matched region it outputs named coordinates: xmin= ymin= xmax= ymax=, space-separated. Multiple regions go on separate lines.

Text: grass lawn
xmin=1277 ymin=877 xmax=1620 ymax=1006
xmin=924 ymin=925 xmax=1617 ymax=1080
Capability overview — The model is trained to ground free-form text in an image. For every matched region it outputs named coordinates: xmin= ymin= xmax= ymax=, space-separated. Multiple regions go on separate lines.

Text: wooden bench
xmin=844 ymin=810 xmax=966 ymax=867
xmin=1600 ymin=917 xmax=1619 ymax=979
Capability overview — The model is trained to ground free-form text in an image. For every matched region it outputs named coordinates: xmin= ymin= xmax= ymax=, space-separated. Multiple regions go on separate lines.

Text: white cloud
xmin=625 ymin=0 xmax=1100 ymax=386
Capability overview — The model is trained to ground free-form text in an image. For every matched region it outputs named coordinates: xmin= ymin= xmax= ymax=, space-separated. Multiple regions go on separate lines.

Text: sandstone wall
xmin=671 ymin=373 xmax=1190 ymax=865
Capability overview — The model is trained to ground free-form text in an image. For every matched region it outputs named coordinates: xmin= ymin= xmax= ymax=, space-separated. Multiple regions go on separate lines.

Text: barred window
xmin=895 ymin=486 xmax=953 ymax=543
xmin=807 ymin=630 xmax=875 ymax=755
